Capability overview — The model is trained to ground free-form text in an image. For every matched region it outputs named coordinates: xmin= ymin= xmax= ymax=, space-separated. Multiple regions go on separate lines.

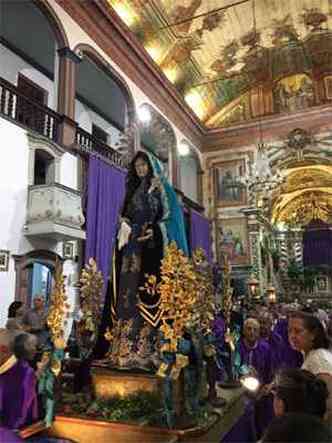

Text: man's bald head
xmin=243 ymin=318 xmax=260 ymax=346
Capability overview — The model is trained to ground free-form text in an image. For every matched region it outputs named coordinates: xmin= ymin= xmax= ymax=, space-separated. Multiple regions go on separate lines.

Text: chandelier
xmin=243 ymin=145 xmax=285 ymax=208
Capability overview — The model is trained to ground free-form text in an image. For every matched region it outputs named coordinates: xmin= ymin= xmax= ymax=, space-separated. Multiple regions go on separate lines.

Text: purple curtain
xmin=190 ymin=209 xmax=212 ymax=262
xmin=303 ymin=220 xmax=332 ymax=267
xmin=85 ymin=156 xmax=126 ymax=302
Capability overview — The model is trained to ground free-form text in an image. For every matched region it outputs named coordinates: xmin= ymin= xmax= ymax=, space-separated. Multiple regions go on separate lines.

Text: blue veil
xmin=147 ymin=152 xmax=189 ymax=256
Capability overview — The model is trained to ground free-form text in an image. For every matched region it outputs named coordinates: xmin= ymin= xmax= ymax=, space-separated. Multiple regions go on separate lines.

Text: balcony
xmin=0 ymin=77 xmax=61 ymax=142
xmin=0 ymin=77 xmax=125 ymax=169
xmin=25 ymin=183 xmax=85 ymax=241
xmin=76 ymin=126 xmax=125 ymax=168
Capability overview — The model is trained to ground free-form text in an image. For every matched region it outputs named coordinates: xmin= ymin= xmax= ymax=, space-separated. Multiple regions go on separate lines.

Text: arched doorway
xmin=270 ymin=152 xmax=332 ymax=302
xmin=13 ymin=250 xmax=61 ymax=308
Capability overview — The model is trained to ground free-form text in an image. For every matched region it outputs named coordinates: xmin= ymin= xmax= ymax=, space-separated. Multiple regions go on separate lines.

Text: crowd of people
xmin=1 ymin=288 xmax=332 ymax=442
xmin=0 ymin=297 xmax=71 ymax=442
xmin=217 ymin=301 xmax=332 ymax=442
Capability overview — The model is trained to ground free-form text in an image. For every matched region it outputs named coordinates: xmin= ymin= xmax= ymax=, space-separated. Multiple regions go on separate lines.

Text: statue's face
xmin=135 ymin=158 xmax=149 ymax=178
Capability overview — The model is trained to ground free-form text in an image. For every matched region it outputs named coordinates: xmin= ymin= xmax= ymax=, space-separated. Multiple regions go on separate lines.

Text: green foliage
xmin=59 ymin=391 xmax=163 ymax=424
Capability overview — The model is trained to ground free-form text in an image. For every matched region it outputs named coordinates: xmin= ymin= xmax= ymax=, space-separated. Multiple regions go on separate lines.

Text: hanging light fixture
xmin=242 ymin=1 xmax=286 ymax=209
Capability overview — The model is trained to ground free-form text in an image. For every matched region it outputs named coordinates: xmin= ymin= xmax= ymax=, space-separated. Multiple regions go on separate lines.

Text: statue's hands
xmin=118 ymin=220 xmax=132 ymax=250
xmin=148 ymin=178 xmax=161 ymax=194
xmin=137 ymin=228 xmax=153 ymax=243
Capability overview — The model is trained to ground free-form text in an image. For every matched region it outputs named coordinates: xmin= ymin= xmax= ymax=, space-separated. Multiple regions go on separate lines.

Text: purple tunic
xmin=266 ymin=331 xmax=284 ymax=372
xmin=237 ymin=338 xmax=274 ymax=438
xmin=0 ymin=426 xmax=23 ymax=442
xmin=273 ymin=319 xmax=303 ymax=369
xmin=0 ymin=359 xmax=39 ymax=430
xmin=237 ymin=338 xmax=272 ymax=384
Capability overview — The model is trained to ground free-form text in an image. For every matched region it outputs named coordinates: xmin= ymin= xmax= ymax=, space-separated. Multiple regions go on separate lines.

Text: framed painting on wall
xmin=214 ymin=160 xmax=246 ymax=207
xmin=0 ymin=250 xmax=10 ymax=272
xmin=217 ymin=218 xmax=248 ymax=265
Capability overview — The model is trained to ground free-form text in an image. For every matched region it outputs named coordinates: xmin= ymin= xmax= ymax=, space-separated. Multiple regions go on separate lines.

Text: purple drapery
xmin=303 ymin=219 xmax=332 ymax=267
xmin=190 ymin=209 xmax=212 ymax=262
xmin=85 ymin=156 xmax=126 ymax=302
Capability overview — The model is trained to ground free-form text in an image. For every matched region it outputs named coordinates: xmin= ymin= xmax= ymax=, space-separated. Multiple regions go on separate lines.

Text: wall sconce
xmin=267 ymin=285 xmax=277 ymax=303
xmin=248 ymin=275 xmax=259 ymax=298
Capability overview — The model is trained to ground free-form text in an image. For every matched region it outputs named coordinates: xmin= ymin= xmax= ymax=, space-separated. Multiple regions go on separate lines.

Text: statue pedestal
xmin=91 ymin=366 xmax=184 ymax=416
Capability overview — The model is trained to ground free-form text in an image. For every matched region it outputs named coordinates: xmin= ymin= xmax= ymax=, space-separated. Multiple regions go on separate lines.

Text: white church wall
xmin=0 ymin=117 xmax=79 ymax=326
xmin=60 ymin=152 xmax=78 ymax=190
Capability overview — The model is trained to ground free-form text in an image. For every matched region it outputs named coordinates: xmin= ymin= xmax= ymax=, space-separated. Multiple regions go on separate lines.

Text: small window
xmin=92 ymin=124 xmax=108 ymax=144
xmin=34 ymin=149 xmax=55 ymax=185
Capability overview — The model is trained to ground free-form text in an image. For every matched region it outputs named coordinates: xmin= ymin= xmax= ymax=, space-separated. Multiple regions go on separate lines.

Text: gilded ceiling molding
xmin=204 ymin=104 xmax=332 ymax=152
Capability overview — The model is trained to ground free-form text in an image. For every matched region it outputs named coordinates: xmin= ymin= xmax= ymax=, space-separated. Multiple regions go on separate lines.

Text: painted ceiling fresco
xmin=109 ymin=0 xmax=332 ymax=128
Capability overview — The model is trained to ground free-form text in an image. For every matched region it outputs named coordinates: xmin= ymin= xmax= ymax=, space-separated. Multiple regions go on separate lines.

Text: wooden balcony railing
xmin=0 ymin=77 xmax=61 ymax=142
xmin=76 ymin=126 xmax=124 ymax=168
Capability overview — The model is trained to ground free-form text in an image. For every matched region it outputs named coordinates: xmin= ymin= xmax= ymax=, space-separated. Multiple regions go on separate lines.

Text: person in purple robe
xmin=260 ymin=312 xmax=285 ymax=373
xmin=0 ymin=330 xmax=39 ymax=430
xmin=273 ymin=313 xmax=303 ymax=369
xmin=223 ymin=318 xmax=273 ymax=442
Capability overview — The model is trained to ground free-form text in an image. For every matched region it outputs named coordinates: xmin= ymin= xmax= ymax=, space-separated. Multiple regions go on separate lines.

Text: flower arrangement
xmin=47 ymin=258 xmax=68 ymax=351
xmin=39 ymin=259 xmax=68 ymax=426
xmin=77 ymin=258 xmax=104 ymax=358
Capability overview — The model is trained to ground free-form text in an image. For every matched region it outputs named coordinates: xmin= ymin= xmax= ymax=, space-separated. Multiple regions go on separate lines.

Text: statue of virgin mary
xmin=107 ymin=150 xmax=188 ymax=371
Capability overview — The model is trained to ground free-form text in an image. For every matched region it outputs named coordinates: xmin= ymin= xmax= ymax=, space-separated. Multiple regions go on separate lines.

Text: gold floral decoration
xmin=78 ymin=258 xmax=104 ymax=337
xmin=142 ymin=242 xmax=199 ymax=354
xmin=47 ymin=258 xmax=68 ymax=350
xmin=191 ymin=248 xmax=216 ymax=337
xmin=221 ymin=253 xmax=236 ymax=351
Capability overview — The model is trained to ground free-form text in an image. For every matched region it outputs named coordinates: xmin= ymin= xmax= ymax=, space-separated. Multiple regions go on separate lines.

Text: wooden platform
xmin=47 ymin=416 xmax=179 ymax=443
xmin=45 ymin=387 xmax=245 ymax=443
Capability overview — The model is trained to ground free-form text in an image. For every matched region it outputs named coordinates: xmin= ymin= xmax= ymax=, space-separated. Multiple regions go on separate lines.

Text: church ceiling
xmin=109 ymin=0 xmax=332 ymax=128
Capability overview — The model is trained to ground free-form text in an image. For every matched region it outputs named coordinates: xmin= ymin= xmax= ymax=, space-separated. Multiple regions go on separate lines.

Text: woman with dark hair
xmin=272 ymin=368 xmax=328 ymax=419
xmin=288 ymin=312 xmax=332 ymax=423
xmin=8 ymin=302 xmax=23 ymax=319
xmin=108 ymin=151 xmax=165 ymax=370
xmin=6 ymin=301 xmax=24 ymax=331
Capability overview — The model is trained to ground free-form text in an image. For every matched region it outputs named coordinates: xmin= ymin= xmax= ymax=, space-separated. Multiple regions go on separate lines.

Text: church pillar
xmin=57 ymin=47 xmax=81 ymax=148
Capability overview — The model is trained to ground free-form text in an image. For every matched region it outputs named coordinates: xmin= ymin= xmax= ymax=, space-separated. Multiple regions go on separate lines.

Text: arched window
xmin=74 ymin=46 xmax=135 ymax=152
xmin=178 ymin=141 xmax=201 ymax=203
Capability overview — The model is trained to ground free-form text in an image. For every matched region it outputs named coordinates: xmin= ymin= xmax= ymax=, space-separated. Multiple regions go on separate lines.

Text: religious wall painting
xmin=214 ymin=160 xmax=246 ymax=207
xmin=324 ymin=76 xmax=332 ymax=100
xmin=217 ymin=218 xmax=248 ymax=265
xmin=207 ymin=93 xmax=251 ymax=128
xmin=273 ymin=74 xmax=314 ymax=114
